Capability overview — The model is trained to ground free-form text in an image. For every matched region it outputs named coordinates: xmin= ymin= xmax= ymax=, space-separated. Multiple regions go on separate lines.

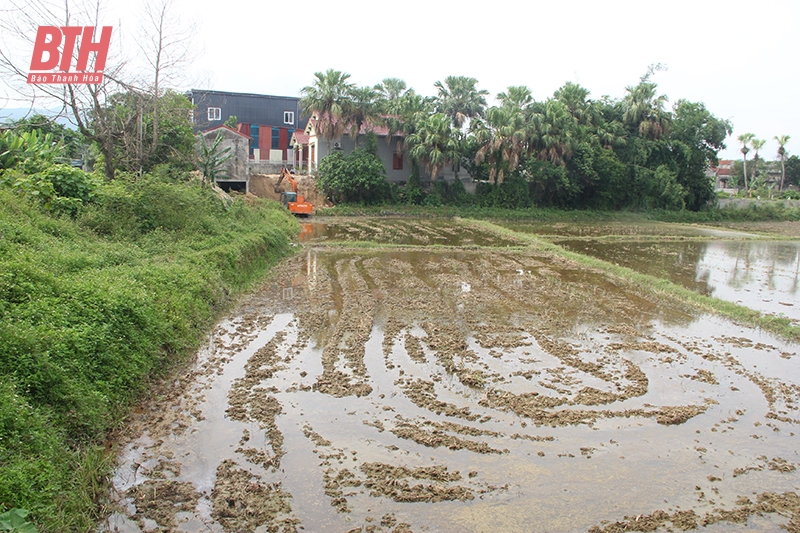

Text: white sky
xmin=4 ymin=0 xmax=799 ymax=161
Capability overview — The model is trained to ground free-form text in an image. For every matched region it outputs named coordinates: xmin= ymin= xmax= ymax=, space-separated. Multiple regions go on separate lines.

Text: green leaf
xmin=0 ymin=509 xmax=38 ymax=533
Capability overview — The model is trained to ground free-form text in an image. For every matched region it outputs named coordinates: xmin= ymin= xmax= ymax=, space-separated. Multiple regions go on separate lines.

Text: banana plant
xmin=196 ymin=131 xmax=232 ymax=188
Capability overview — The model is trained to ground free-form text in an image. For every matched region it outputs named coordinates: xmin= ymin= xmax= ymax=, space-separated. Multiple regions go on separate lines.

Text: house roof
xmin=291 ymin=131 xmax=309 ymax=145
xmin=305 ymin=111 xmax=403 ymax=139
xmin=202 ymin=124 xmax=252 ymax=140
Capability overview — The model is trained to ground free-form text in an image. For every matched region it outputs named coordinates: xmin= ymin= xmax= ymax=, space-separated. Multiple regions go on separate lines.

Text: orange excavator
xmin=274 ymin=167 xmax=313 ymax=216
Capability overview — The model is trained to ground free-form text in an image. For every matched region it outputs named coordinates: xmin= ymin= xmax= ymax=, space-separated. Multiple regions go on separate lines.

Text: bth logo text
xmin=27 ymin=26 xmax=112 ymax=85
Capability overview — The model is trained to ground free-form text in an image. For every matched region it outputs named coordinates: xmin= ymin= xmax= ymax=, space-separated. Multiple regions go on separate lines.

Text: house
xmin=187 ymin=89 xmax=308 ymax=170
xmin=294 ymin=112 xmax=463 ymax=184
xmin=196 ymin=125 xmax=251 ymax=193
xmin=189 ymin=89 xmax=466 ymax=186
xmin=710 ymin=159 xmax=733 ymax=190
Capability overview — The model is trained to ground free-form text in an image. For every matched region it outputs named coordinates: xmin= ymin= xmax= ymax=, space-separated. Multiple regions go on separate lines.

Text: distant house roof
xmin=202 ymin=124 xmax=251 ymax=140
xmin=305 ymin=111 xmax=402 ymax=139
xmin=291 ymin=131 xmax=309 ymax=145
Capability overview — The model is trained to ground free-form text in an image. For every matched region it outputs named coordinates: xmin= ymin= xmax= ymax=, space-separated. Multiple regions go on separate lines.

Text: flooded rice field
xmin=495 ymin=220 xmax=759 ymax=240
xmin=300 ymin=218 xmax=522 ymax=247
xmin=103 ymin=218 xmax=800 ymax=533
xmin=557 ymin=240 xmax=800 ymax=323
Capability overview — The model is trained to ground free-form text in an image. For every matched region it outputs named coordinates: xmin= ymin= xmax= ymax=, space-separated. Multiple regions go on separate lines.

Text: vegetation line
xmin=459 ymin=218 xmax=800 ymax=342
xmin=0 ymin=180 xmax=298 ymax=532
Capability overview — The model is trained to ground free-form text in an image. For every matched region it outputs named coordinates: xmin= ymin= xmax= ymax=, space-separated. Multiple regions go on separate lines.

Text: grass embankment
xmin=462 ymin=219 xmax=800 ymax=342
xmin=0 ymin=179 xmax=298 ymax=532
xmin=318 ymin=202 xmax=800 ymax=223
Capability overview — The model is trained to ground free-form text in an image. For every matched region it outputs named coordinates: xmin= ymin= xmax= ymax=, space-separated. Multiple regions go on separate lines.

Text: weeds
xmin=0 ymin=178 xmax=297 ymax=531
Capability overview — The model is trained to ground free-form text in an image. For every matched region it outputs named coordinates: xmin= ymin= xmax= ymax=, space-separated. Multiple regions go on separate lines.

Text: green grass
xmin=0 ymin=180 xmax=298 ymax=532
xmin=318 ymin=203 xmax=800 ymax=223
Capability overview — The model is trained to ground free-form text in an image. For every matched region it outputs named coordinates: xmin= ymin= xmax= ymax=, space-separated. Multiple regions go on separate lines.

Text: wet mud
xmin=102 ymin=218 xmax=800 ymax=533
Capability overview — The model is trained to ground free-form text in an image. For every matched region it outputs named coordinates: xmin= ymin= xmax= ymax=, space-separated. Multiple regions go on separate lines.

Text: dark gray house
xmin=187 ymin=89 xmax=309 ymax=165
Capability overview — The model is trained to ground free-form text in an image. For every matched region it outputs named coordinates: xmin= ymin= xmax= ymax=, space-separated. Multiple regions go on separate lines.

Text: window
xmin=272 ymin=128 xmax=280 ymax=150
xmin=393 ymin=153 xmax=403 ymax=170
xmin=250 ymin=125 xmax=259 ymax=157
xmin=284 ymin=111 xmax=294 ymax=125
xmin=208 ymin=107 xmax=221 ymax=121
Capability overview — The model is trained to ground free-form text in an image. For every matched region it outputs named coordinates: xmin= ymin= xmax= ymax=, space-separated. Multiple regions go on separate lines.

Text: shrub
xmin=1 ymin=164 xmax=100 ymax=217
xmin=317 ymin=149 xmax=390 ymax=204
xmin=0 ymin=179 xmax=297 ymax=531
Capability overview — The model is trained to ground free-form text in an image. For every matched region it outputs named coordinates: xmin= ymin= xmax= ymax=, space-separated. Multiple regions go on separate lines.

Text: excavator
xmin=274 ymin=167 xmax=313 ymax=216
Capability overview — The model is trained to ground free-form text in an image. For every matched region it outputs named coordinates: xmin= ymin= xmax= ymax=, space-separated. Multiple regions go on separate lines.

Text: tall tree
xmin=374 ymin=78 xmax=408 ymax=104
xmin=406 ymin=113 xmax=460 ymax=180
xmin=775 ymin=135 xmax=791 ymax=191
xmin=533 ymin=100 xmax=577 ymax=165
xmin=622 ymin=80 xmax=670 ymax=140
xmin=750 ymin=137 xmax=766 ymax=186
xmin=0 ymin=0 xmax=197 ymax=178
xmin=137 ymin=0 xmax=196 ymax=172
xmin=433 ymin=76 xmax=489 ymax=129
xmin=300 ymin=69 xmax=355 ymax=152
xmin=347 ymin=86 xmax=380 ymax=148
xmin=737 ymin=132 xmax=755 ymax=191
xmin=554 ymin=82 xmax=594 ymax=126
xmin=669 ymin=100 xmax=732 ymax=209
xmin=497 ymin=85 xmax=533 ymax=112
xmin=0 ymin=0 xmax=127 ymax=177
xmin=474 ymin=105 xmax=529 ymax=184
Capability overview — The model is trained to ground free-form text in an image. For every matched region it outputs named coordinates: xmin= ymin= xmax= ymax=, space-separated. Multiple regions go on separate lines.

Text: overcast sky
xmin=4 ymin=0 xmax=799 ymax=161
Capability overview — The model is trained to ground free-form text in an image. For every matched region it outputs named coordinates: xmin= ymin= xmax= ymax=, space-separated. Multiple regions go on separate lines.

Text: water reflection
xmin=559 ymin=240 xmax=800 ymax=321
xmin=499 ymin=220 xmax=758 ymax=239
xmin=298 ymin=218 xmax=521 ymax=247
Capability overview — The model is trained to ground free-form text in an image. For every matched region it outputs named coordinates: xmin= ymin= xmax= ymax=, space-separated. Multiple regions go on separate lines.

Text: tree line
xmin=301 ymin=66 xmax=785 ymax=210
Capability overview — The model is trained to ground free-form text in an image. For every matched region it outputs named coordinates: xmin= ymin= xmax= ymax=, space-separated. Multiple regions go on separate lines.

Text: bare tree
xmin=133 ymin=0 xmax=197 ymax=170
xmin=0 ymin=0 xmax=199 ymax=177
xmin=0 ymin=0 xmax=130 ymax=177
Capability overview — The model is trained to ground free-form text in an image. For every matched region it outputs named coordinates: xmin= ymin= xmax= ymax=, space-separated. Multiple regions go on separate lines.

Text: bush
xmin=1 ymin=164 xmax=100 ymax=217
xmin=317 ymin=149 xmax=392 ymax=205
xmin=0 ymin=179 xmax=297 ymax=531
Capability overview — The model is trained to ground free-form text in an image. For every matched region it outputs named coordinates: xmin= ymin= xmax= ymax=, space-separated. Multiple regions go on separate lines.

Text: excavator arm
xmin=274 ymin=167 xmax=313 ymax=216
xmin=274 ymin=167 xmax=299 ymax=193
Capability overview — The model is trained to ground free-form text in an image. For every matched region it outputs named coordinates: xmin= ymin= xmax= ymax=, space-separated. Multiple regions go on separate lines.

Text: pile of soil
xmin=250 ymin=173 xmax=333 ymax=208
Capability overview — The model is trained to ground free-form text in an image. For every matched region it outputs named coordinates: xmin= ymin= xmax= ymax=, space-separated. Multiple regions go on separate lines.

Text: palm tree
xmin=750 ymin=137 xmax=766 ymax=188
xmin=300 ymin=69 xmax=355 ymax=152
xmin=347 ymin=86 xmax=380 ymax=148
xmin=497 ymin=85 xmax=533 ymax=111
xmin=533 ymin=100 xmax=577 ymax=165
xmin=737 ymin=133 xmax=755 ymax=191
xmin=406 ymin=113 xmax=460 ymax=180
xmin=374 ymin=78 xmax=408 ymax=104
xmin=433 ymin=76 xmax=489 ymax=129
xmin=775 ymin=135 xmax=791 ymax=191
xmin=622 ymin=80 xmax=670 ymax=139
xmin=474 ymin=105 xmax=529 ymax=184
xmin=554 ymin=82 xmax=595 ymax=126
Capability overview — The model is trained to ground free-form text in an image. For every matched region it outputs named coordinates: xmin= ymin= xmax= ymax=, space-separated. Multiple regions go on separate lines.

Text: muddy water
xmin=558 ymin=240 xmax=800 ymax=323
xmin=497 ymin=220 xmax=759 ymax=239
xmin=300 ymin=217 xmax=522 ymax=247
xmin=102 ymin=220 xmax=800 ymax=533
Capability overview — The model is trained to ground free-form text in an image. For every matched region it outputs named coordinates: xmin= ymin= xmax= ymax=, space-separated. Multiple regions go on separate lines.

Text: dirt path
xmin=102 ymin=219 xmax=800 ymax=533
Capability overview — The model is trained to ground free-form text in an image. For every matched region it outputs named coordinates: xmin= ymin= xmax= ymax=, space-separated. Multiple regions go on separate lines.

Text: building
xmin=710 ymin=159 xmax=733 ymax=190
xmin=294 ymin=111 xmax=463 ymax=185
xmin=196 ymin=125 xmax=251 ymax=192
xmin=187 ymin=89 xmax=308 ymax=170
xmin=189 ymin=89 xmax=466 ymax=186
